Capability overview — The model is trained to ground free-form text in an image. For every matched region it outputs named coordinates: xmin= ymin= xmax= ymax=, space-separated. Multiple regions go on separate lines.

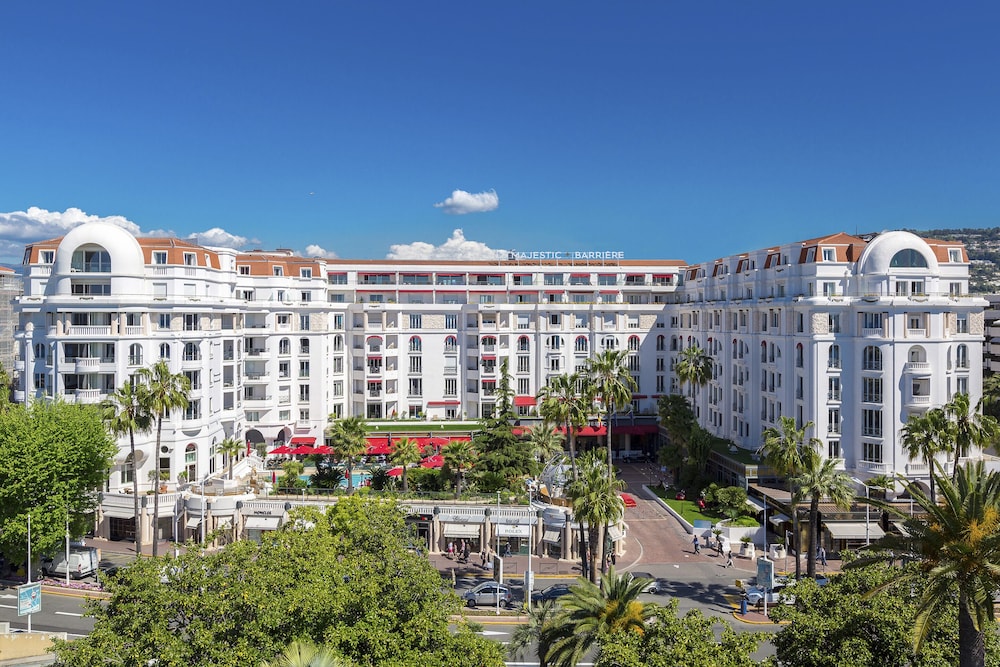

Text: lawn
xmin=650 ymin=485 xmax=719 ymax=524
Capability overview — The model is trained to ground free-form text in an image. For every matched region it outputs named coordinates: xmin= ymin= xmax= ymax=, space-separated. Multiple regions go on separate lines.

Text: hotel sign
xmin=505 ymin=251 xmax=625 ymax=261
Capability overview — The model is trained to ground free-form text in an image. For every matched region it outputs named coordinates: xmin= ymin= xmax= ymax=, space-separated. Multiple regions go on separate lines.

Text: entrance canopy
xmin=825 ymin=522 xmax=885 ymax=540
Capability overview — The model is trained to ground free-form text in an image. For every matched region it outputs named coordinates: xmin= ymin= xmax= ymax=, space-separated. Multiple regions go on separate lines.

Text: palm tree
xmin=675 ymin=343 xmax=713 ymax=410
xmin=586 ymin=349 xmax=636 ymax=476
xmin=791 ymin=455 xmax=854 ymax=578
xmin=900 ymin=407 xmax=953 ymax=503
xmin=137 ymin=360 xmax=190 ymax=558
xmin=218 ymin=437 xmax=244 ymax=481
xmin=852 ymin=462 xmax=1000 ymax=667
xmin=103 ymin=382 xmax=153 ymax=557
xmin=566 ymin=451 xmax=625 ymax=583
xmin=508 ymin=600 xmax=561 ymax=667
xmin=389 ymin=436 xmax=421 ymax=493
xmin=528 ymin=420 xmax=566 ymax=471
xmin=945 ymin=393 xmax=998 ymax=480
xmin=537 ymin=373 xmax=590 ymax=483
xmin=326 ymin=415 xmax=368 ymax=493
xmin=979 ymin=372 xmax=1000 ymax=421
xmin=442 ymin=438 xmax=476 ymax=498
xmin=759 ymin=416 xmax=820 ymax=579
xmin=261 ymin=639 xmax=348 ymax=667
xmin=543 ymin=567 xmax=656 ymax=667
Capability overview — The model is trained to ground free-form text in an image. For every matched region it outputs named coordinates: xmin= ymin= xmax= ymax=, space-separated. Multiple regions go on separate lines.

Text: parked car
xmin=463 ymin=582 xmax=513 ymax=608
xmin=40 ymin=546 xmax=99 ymax=579
xmin=627 ymin=571 xmax=663 ymax=594
xmin=744 ymin=574 xmax=828 ymax=606
xmin=531 ymin=583 xmax=572 ymax=603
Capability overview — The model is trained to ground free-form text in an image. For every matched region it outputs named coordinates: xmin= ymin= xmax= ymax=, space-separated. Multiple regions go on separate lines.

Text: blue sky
xmin=1 ymin=2 xmax=998 ymax=267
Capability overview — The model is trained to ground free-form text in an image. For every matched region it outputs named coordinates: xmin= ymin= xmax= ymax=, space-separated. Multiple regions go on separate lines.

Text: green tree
xmin=508 ymin=600 xmax=561 ymax=667
xmin=474 ymin=359 xmax=535 ymax=485
xmin=261 ymin=640 xmax=351 ymax=667
xmin=566 ymin=452 xmax=625 ymax=583
xmin=218 ymin=436 xmax=244 ymax=481
xmin=944 ymin=393 xmax=998 ymax=481
xmin=528 ymin=419 xmax=565 ymax=470
xmin=595 ymin=599 xmax=762 ymax=667
xmin=759 ymin=416 xmax=820 ymax=579
xmin=675 ymin=343 xmax=713 ymax=409
xmin=280 ymin=459 xmax=306 ymax=490
xmin=326 ymin=415 xmax=368 ymax=493
xmin=103 ymin=381 xmax=153 ymax=557
xmin=979 ymin=372 xmax=1000 ymax=421
xmin=657 ymin=394 xmax=696 ymax=481
xmin=791 ymin=455 xmax=854 ymax=578
xmin=53 ymin=497 xmax=505 ymax=667
xmin=900 ymin=407 xmax=952 ymax=503
xmin=389 ymin=436 xmax=422 ymax=493
xmin=538 ymin=373 xmax=590 ymax=482
xmin=586 ymin=349 xmax=636 ymax=476
xmin=0 ymin=400 xmax=116 ymax=569
xmin=137 ymin=360 xmax=191 ymax=557
xmin=851 ymin=462 xmax=1000 ymax=667
xmin=442 ymin=439 xmax=476 ymax=498
xmin=542 ymin=567 xmax=656 ymax=667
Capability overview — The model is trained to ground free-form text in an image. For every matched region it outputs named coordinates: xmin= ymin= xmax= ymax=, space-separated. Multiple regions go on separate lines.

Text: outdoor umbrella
xmin=420 ymin=454 xmax=444 ymax=469
xmin=269 ymin=444 xmax=293 ymax=455
xmin=290 ymin=445 xmax=316 ymax=456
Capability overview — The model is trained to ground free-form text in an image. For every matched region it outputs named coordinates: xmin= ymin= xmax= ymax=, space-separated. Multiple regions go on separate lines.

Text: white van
xmin=40 ymin=546 xmax=99 ymax=579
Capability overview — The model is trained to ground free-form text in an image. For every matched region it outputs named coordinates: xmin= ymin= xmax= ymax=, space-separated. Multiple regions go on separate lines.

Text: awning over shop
xmin=769 ymin=513 xmax=791 ymax=527
xmin=542 ymin=529 xmax=562 ymax=544
xmin=102 ymin=507 xmax=136 ymax=519
xmin=514 ymin=396 xmax=536 ymax=407
xmin=185 ymin=517 xmax=202 ymax=529
xmin=443 ymin=523 xmax=481 ymax=539
xmin=745 ymin=497 xmax=766 ymax=512
xmin=891 ymin=521 xmax=911 ymax=536
xmin=607 ymin=525 xmax=625 ymax=542
xmin=825 ymin=522 xmax=885 ymax=540
xmin=244 ymin=516 xmax=283 ymax=531
xmin=497 ymin=524 xmax=531 ymax=538
xmin=290 ymin=436 xmax=316 ymax=446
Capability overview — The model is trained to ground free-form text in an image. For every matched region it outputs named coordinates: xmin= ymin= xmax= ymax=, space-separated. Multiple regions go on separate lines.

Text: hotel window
xmin=828 ymin=440 xmax=841 ymax=459
xmin=517 ymin=336 xmax=530 ymax=352
xmin=862 ymin=409 xmax=882 ymax=437
xmin=153 ymin=251 xmax=167 ymax=265
xmin=656 ymin=335 xmax=665 ymax=351
xmin=444 ymin=378 xmax=457 ymax=396
xmin=299 ymin=315 xmax=310 ymax=330
xmin=410 ymin=314 xmax=422 ymax=329
xmin=627 ymin=336 xmax=640 ymax=351
xmin=828 ymin=313 xmax=841 ymax=333
xmin=517 ymin=378 xmax=530 ymax=394
xmin=299 ymin=338 xmax=310 ymax=354
xmin=445 ymin=335 xmax=459 ymax=353
xmin=957 ymin=376 xmax=969 ymax=395
xmin=299 ymin=409 xmax=310 ymax=422
xmin=299 ymin=361 xmax=310 ymax=378
xmin=409 ymin=336 xmax=422 ymax=352
xmin=543 ymin=274 xmax=564 ymax=285
xmin=602 ymin=335 xmax=617 ymax=350
xmin=408 ymin=378 xmax=422 ymax=396
xmin=822 ymin=248 xmax=835 ymax=262
xmin=159 ymin=343 xmax=171 ymax=360
xmin=548 ymin=335 xmax=562 ymax=350
xmin=828 ymin=344 xmax=841 ymax=369
xmin=279 ymin=361 xmax=290 ymax=378
xmin=332 ymin=357 xmax=343 ymax=373
xmin=656 ymin=375 xmax=665 ymax=392
xmin=184 ymin=314 xmax=198 ymax=331
xmin=183 ymin=343 xmax=200 ymax=361
xmin=862 ymin=441 xmax=883 ymax=463
xmin=795 ymin=344 xmax=803 ymax=368
xmin=862 ymin=377 xmax=882 ymax=403
xmin=828 ymin=377 xmax=841 ymax=401
xmin=273 ymin=266 xmax=283 ymax=276
xmin=956 ymin=315 xmax=968 ymax=333
xmin=517 ymin=356 xmax=530 ymax=373
xmin=183 ymin=370 xmax=200 ymax=390
xmin=238 ymin=265 xmax=250 ymax=275
xmin=409 ymin=357 xmax=422 ymax=374
xmin=549 ymin=357 xmax=561 ymax=372
xmin=300 ymin=291 xmax=311 ymax=302
xmin=299 ymin=385 xmax=310 ymax=402
xmin=862 ymin=345 xmax=881 ymax=370
xmin=822 ymin=282 xmax=837 ymax=296
xmin=575 ymin=336 xmax=588 ymax=353
xmin=575 ymin=314 xmax=588 ymax=328
xmin=332 ymin=381 xmax=343 ymax=397
xmin=445 ymin=314 xmax=458 ymax=329
xmin=550 ymin=314 xmax=561 ymax=326
xmin=300 ymin=268 xmax=312 ymax=278
xmin=240 ymin=290 xmax=254 ymax=301
xmin=157 ymin=314 xmax=171 ymax=330
xmin=182 ymin=252 xmax=196 ymax=266
xmin=183 ymin=400 xmax=201 ymax=420
xmin=332 ymin=335 xmax=343 ymax=352
xmin=949 ymin=248 xmax=962 ymax=262
xmin=956 ymin=344 xmax=969 ymax=369
xmin=656 ymin=358 xmax=665 ymax=371
xmin=279 ymin=338 xmax=291 ymax=355
xmin=862 ymin=312 xmax=883 ymax=329
xmin=40 ymin=250 xmax=54 ymax=263
xmin=479 ymin=294 xmax=494 ymax=304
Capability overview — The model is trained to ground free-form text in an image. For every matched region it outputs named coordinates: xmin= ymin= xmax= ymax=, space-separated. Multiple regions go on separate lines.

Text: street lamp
xmin=851 ymin=477 xmax=871 ymax=546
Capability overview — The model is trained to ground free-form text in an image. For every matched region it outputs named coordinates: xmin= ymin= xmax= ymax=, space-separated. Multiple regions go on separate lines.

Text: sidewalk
xmin=428 ymin=552 xmax=584 ymax=582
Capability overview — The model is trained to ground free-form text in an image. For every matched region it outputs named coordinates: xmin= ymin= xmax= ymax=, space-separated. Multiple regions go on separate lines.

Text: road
xmin=0 ymin=586 xmax=96 ymax=636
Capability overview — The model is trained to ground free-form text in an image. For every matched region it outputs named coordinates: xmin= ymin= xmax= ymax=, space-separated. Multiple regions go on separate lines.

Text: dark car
xmin=531 ymin=583 xmax=573 ymax=603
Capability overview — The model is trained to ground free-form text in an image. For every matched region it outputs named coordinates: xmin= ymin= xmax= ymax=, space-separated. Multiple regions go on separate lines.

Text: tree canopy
xmin=53 ymin=496 xmax=504 ymax=667
xmin=0 ymin=400 xmax=116 ymax=567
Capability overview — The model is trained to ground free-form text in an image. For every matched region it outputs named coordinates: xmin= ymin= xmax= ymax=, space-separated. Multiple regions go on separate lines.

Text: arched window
xmin=956 ymin=344 xmax=969 ymax=369
xmin=908 ymin=346 xmax=927 ymax=363
xmin=732 ymin=339 xmax=738 ymax=359
xmin=760 ymin=342 xmax=768 ymax=363
xmin=445 ymin=335 xmax=458 ymax=352
xmin=828 ymin=344 xmax=840 ymax=369
xmin=602 ymin=336 xmax=617 ymax=350
xmin=159 ymin=343 xmax=171 ymax=360
xmin=863 ymin=346 xmax=882 ymax=371
xmin=548 ymin=335 xmax=562 ymax=350
xmin=71 ymin=246 xmax=112 ymax=272
xmin=129 ymin=343 xmax=143 ymax=366
xmin=409 ymin=336 xmax=422 ymax=352
xmin=628 ymin=335 xmax=640 ymax=351
xmin=482 ymin=336 xmax=498 ymax=348
xmin=656 ymin=335 xmax=665 ymax=351
xmin=890 ymin=249 xmax=928 ymax=268
xmin=575 ymin=336 xmax=588 ymax=353
xmin=518 ymin=336 xmax=530 ymax=352
xmin=122 ymin=452 xmax=135 ymax=485
xmin=185 ymin=443 xmax=197 ymax=481
xmin=366 ymin=336 xmax=383 ymax=353
xmin=795 ymin=343 xmax=803 ymax=368
xmin=183 ymin=343 xmax=200 ymax=361
xmin=279 ymin=338 xmax=290 ymax=355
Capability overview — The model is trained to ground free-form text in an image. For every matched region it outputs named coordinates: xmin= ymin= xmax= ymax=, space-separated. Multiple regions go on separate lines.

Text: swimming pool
xmin=299 ymin=471 xmax=371 ymax=488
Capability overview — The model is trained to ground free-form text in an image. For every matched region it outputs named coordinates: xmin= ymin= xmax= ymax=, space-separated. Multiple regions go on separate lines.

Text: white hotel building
xmin=12 ymin=224 xmax=986 ymax=516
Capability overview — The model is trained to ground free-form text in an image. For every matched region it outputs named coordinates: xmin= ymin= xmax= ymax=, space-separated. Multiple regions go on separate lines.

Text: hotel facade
xmin=12 ymin=223 xmax=987 ymax=544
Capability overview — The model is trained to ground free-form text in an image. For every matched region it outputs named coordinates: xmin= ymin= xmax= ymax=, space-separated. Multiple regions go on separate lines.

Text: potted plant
xmin=771 ymin=536 xmax=786 ymax=559
xmin=177 ymin=471 xmax=188 ymax=485
xmin=740 ymin=534 xmax=754 ymax=558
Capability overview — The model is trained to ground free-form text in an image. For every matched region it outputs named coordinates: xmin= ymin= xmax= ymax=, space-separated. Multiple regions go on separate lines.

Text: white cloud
xmin=303 ymin=244 xmax=338 ymax=259
xmin=185 ymin=227 xmax=258 ymax=249
xmin=0 ymin=206 xmax=143 ymax=241
xmin=433 ymin=189 xmax=499 ymax=215
xmin=386 ymin=229 xmax=504 ymax=261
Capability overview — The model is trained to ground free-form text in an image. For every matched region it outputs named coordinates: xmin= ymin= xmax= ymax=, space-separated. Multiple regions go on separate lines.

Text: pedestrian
xmin=463 ymin=544 xmax=471 ymax=563
xmin=717 ymin=539 xmax=724 ymax=556
xmin=818 ymin=545 xmax=827 ymax=567
xmin=692 ymin=535 xmax=701 ymax=554
xmin=740 ymin=589 xmax=749 ymax=615
xmin=725 ymin=549 xmax=734 ymax=568
xmin=610 ymin=550 xmax=616 ymax=565
xmin=447 ymin=541 xmax=454 ymax=559
xmin=480 ymin=548 xmax=488 ymax=567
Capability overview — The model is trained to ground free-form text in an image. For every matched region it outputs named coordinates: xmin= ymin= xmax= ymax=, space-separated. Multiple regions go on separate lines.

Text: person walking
xmin=724 ymin=549 xmax=734 ymax=568
xmin=692 ymin=535 xmax=701 ymax=554
xmin=818 ymin=545 xmax=827 ymax=568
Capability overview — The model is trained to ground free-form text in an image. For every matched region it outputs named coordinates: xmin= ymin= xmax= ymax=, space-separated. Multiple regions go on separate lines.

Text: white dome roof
xmin=54 ymin=222 xmax=145 ymax=276
xmin=857 ymin=230 xmax=939 ymax=275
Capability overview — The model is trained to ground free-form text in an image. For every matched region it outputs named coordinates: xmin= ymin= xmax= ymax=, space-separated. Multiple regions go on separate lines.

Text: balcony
xmin=861 ymin=327 xmax=884 ymax=337
xmin=907 ymin=395 xmax=931 ymax=406
xmin=124 ymin=326 xmax=143 ymax=336
xmin=67 ymin=326 xmax=112 ymax=336
xmin=72 ymin=388 xmax=103 ymax=404
xmin=903 ymin=361 xmax=931 ymax=376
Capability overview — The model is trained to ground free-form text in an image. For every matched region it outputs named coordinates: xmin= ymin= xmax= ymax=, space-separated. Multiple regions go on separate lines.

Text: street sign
xmin=18 ymin=582 xmax=41 ymax=616
xmin=756 ymin=557 xmax=774 ymax=590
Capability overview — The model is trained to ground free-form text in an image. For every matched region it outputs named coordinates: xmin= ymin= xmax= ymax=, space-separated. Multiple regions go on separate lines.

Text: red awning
xmin=514 ymin=396 xmax=536 ymax=407
xmin=290 ymin=436 xmax=316 ymax=446
xmin=555 ymin=425 xmax=607 ymax=437
xmin=615 ymin=425 xmax=660 ymax=435
xmin=427 ymin=400 xmax=461 ymax=406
